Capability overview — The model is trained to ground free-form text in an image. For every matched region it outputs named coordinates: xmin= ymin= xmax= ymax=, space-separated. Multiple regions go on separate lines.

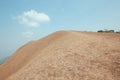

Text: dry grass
xmin=0 ymin=31 xmax=120 ymax=80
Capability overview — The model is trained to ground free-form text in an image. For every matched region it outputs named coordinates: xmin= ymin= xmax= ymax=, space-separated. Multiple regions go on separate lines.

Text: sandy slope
xmin=0 ymin=31 xmax=120 ymax=80
xmin=0 ymin=31 xmax=68 ymax=80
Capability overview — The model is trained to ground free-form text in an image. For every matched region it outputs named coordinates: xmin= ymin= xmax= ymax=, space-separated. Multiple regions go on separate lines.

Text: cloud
xmin=22 ymin=31 xmax=34 ymax=38
xmin=17 ymin=10 xmax=50 ymax=27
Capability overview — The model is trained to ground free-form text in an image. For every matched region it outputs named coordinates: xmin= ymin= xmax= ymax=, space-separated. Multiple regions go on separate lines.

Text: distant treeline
xmin=97 ymin=29 xmax=120 ymax=33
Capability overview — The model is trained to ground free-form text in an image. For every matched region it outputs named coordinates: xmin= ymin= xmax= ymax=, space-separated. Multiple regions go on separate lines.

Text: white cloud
xmin=17 ymin=10 xmax=50 ymax=27
xmin=22 ymin=31 xmax=34 ymax=38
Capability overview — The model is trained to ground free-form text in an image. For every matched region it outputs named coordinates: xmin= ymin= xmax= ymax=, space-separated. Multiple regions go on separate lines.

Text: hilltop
xmin=0 ymin=30 xmax=120 ymax=80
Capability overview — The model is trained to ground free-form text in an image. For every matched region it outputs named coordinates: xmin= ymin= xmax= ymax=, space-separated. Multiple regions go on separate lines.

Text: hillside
xmin=0 ymin=31 xmax=120 ymax=80
xmin=0 ymin=31 xmax=67 ymax=80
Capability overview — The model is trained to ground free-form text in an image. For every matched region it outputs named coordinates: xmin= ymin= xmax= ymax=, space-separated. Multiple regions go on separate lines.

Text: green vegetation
xmin=116 ymin=31 xmax=120 ymax=33
xmin=97 ymin=29 xmax=120 ymax=33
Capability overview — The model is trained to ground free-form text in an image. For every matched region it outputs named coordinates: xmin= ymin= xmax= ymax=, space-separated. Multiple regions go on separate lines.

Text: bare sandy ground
xmin=0 ymin=31 xmax=120 ymax=80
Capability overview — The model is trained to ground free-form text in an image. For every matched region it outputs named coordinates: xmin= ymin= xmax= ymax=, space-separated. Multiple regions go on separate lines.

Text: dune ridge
xmin=0 ymin=31 xmax=120 ymax=80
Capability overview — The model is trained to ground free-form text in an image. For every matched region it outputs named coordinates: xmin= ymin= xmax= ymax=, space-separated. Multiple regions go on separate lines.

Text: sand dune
xmin=0 ymin=31 xmax=120 ymax=80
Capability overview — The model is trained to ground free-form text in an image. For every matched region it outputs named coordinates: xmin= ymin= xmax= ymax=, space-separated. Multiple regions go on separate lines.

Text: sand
xmin=0 ymin=31 xmax=120 ymax=80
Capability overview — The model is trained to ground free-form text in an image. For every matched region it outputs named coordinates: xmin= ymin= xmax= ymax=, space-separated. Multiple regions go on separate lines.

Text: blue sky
xmin=0 ymin=0 xmax=120 ymax=59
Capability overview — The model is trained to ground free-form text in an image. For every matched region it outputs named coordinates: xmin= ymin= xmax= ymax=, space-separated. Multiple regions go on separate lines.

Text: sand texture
xmin=0 ymin=31 xmax=120 ymax=80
